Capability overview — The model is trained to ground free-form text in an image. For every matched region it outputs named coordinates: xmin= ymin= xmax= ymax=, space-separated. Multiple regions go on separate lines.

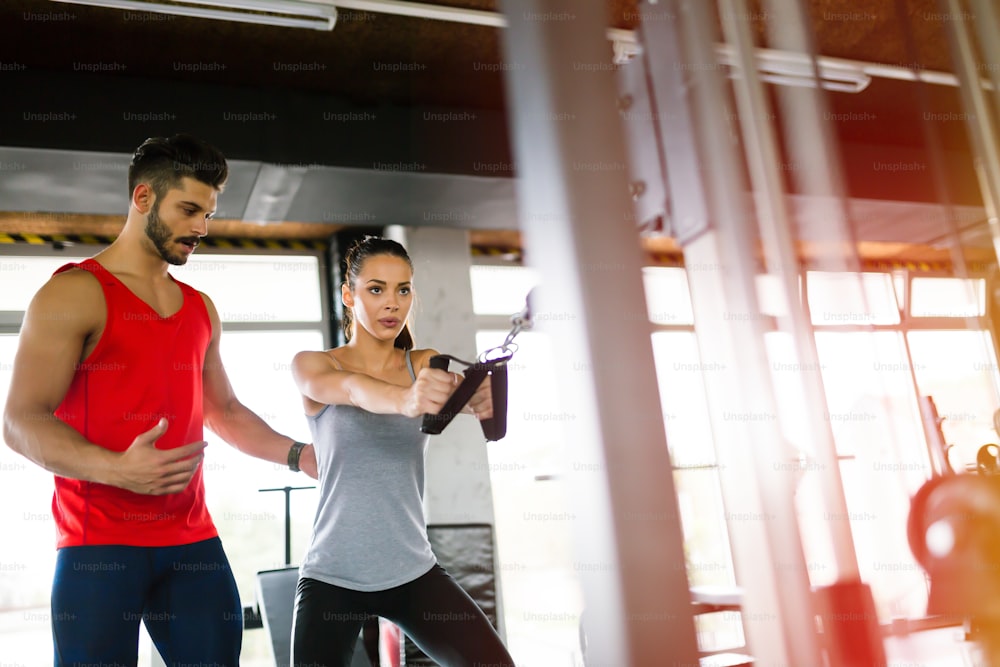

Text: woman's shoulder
xmin=408 ymin=347 xmax=440 ymax=371
xmin=293 ymin=348 xmax=344 ymax=372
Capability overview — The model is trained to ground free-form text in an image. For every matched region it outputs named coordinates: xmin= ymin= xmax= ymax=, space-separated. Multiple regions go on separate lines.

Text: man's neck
xmin=94 ymin=218 xmax=170 ymax=280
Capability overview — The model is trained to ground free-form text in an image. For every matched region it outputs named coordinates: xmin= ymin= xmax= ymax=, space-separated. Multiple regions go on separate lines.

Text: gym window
xmin=469 ymin=259 xmax=1000 ymax=660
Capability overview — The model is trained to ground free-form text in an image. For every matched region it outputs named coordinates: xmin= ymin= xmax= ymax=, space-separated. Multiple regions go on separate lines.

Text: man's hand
xmin=112 ymin=418 xmax=207 ymax=495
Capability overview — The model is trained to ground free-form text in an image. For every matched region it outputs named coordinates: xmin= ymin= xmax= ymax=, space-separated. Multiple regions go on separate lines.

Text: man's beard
xmin=145 ymin=203 xmax=194 ymax=266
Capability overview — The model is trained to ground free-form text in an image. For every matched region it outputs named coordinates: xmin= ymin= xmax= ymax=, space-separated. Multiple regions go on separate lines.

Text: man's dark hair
xmin=127 ymin=134 xmax=228 ymax=200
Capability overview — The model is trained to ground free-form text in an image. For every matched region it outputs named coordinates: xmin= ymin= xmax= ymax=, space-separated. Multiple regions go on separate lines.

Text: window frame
xmin=0 ymin=242 xmax=332 ymax=339
xmin=471 ymin=253 xmax=1000 ymax=639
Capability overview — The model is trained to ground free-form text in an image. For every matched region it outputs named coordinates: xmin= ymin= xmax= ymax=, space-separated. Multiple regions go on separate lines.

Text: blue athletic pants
xmin=51 ymin=537 xmax=243 ymax=667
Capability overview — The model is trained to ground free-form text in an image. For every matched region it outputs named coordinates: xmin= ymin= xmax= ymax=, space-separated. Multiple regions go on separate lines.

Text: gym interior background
xmin=3 ymin=0 xmax=1000 ymax=665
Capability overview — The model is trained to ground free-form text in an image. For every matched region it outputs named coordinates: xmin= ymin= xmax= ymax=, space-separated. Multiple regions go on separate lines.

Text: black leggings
xmin=291 ymin=563 xmax=516 ymax=667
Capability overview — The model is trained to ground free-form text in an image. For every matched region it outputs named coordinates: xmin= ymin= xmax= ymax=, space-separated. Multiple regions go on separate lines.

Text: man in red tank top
xmin=2 ymin=134 xmax=317 ymax=666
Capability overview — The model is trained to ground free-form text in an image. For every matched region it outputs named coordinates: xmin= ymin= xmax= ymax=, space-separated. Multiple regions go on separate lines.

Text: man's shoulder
xmin=22 ymin=262 xmax=105 ymax=334
xmin=36 ymin=262 xmax=103 ymax=301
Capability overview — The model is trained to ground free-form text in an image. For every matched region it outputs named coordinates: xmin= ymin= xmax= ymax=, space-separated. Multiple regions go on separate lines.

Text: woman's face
xmin=344 ymin=254 xmax=414 ymax=343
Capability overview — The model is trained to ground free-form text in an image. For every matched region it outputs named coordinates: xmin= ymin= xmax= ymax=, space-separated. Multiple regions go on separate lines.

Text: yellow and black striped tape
xmin=860 ymin=259 xmax=954 ymax=273
xmin=471 ymin=246 xmax=690 ymax=267
xmin=647 ymin=252 xmax=686 ymax=267
xmin=0 ymin=233 xmax=326 ymax=251
xmin=428 ymin=244 xmax=991 ymax=274
xmin=471 ymin=246 xmax=522 ymax=260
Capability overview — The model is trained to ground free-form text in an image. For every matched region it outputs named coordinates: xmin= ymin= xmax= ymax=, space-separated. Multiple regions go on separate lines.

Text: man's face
xmin=144 ymin=176 xmax=219 ymax=266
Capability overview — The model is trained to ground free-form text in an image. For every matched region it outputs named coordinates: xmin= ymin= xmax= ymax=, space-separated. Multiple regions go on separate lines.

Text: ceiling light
xmin=716 ymin=45 xmax=872 ymax=93
xmin=49 ymin=0 xmax=338 ymax=30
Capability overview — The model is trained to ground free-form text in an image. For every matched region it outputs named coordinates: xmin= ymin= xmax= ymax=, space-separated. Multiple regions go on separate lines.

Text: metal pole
xmin=752 ymin=0 xmax=895 ymax=662
xmin=637 ymin=1 xmax=823 ymax=663
xmin=938 ymin=0 xmax=1000 ymax=267
xmin=717 ymin=0 xmax=859 ymax=577
xmin=497 ymin=1 xmax=701 ymax=664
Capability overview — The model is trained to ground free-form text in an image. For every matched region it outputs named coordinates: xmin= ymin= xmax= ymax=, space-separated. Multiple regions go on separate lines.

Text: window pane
xmin=676 ymin=468 xmax=741 ymax=655
xmin=910 ymin=277 xmax=985 ymax=318
xmin=203 ymin=327 xmax=325 ymax=667
xmin=756 ymin=272 xmax=801 ymax=319
xmin=674 ymin=469 xmax=734 ymax=586
xmin=0 ymin=334 xmax=57 ymax=611
xmin=765 ymin=330 xmax=818 ymax=449
xmin=808 ymin=272 xmax=900 ymax=325
xmin=794 ymin=456 xmax=928 ymax=621
xmin=809 ymin=331 xmax=931 ymax=621
xmin=470 ymin=265 xmax=539 ymax=316
xmin=172 ymin=254 xmax=323 ymax=322
xmin=0 ymin=252 xmax=324 ymax=323
xmin=642 ymin=267 xmax=693 ymax=325
xmin=892 ymin=271 xmax=907 ymax=314
xmin=0 ymin=253 xmax=91 ymax=310
xmin=813 ymin=332 xmax=927 ymax=475
xmin=205 ymin=330 xmax=324 ymax=598
xmin=839 ymin=458 xmax=928 ymax=621
xmin=907 ymin=330 xmax=999 ymax=471
xmin=650 ymin=332 xmax=716 ymax=466
xmin=476 ymin=330 xmax=583 ymax=666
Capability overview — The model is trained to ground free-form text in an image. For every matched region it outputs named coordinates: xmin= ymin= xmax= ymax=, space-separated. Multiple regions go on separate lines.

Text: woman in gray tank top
xmin=289 ymin=237 xmax=516 ymax=667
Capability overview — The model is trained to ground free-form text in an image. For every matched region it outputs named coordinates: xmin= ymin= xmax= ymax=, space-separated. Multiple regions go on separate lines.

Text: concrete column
xmin=385 ymin=224 xmax=506 ymax=641
xmin=386 ymin=224 xmax=496 ymax=526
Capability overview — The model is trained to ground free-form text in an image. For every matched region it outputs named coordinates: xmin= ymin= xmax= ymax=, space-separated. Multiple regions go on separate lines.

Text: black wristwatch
xmin=287 ymin=441 xmax=307 ymax=472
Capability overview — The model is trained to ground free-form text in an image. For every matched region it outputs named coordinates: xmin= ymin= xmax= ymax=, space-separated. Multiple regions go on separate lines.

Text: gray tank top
xmin=299 ymin=348 xmax=436 ymax=591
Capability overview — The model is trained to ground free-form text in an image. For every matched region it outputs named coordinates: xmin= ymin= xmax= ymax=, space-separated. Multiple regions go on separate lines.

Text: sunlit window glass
xmin=172 ymin=254 xmax=323 ymax=323
xmin=470 ymin=265 xmax=539 ymax=316
xmin=808 ymin=272 xmax=900 ymax=326
xmin=910 ymin=277 xmax=985 ymax=318
xmin=642 ymin=267 xmax=693 ymax=325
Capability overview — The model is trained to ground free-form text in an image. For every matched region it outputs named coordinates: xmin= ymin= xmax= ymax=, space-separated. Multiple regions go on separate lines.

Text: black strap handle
xmin=420 ymin=353 xmax=510 ymax=441
xmin=421 ymin=355 xmax=453 ymax=434
xmin=479 ymin=363 xmax=508 ymax=441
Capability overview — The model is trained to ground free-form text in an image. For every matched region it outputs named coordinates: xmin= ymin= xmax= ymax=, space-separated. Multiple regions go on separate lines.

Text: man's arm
xmin=199 ymin=293 xmax=317 ymax=478
xmin=2 ymin=270 xmax=206 ymax=494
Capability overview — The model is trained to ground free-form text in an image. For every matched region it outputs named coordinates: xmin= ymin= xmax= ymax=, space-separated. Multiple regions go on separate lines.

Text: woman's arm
xmin=292 ymin=349 xmax=456 ymax=418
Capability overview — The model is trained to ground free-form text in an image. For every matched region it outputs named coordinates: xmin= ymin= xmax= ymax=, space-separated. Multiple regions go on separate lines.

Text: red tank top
xmin=52 ymin=259 xmax=218 ymax=547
